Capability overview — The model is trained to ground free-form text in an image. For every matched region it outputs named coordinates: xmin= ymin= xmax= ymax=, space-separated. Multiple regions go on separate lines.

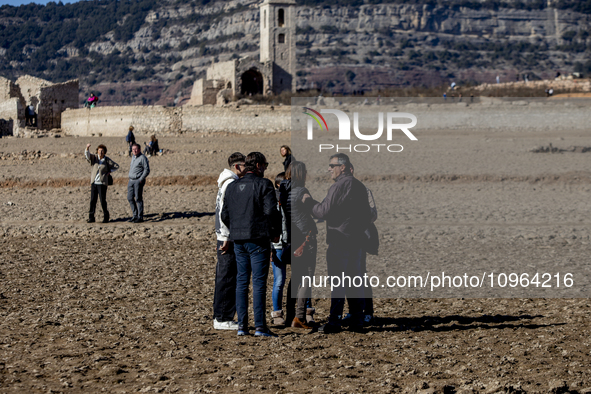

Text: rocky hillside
xmin=1 ymin=0 xmax=591 ymax=105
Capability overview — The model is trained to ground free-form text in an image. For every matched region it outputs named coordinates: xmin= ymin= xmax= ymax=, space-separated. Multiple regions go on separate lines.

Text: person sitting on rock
xmin=84 ymin=93 xmax=99 ymax=108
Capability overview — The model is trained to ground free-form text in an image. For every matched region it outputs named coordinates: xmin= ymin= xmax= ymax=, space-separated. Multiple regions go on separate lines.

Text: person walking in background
xmin=213 ymin=152 xmax=246 ymax=330
xmin=496 ymin=75 xmax=500 ymax=84
xmin=126 ymin=126 xmax=136 ymax=157
xmin=280 ymin=145 xmax=294 ymax=172
xmin=127 ymin=143 xmax=150 ymax=223
xmin=271 ymin=172 xmax=287 ymax=326
xmin=221 ymin=152 xmax=281 ymax=337
xmin=85 ymin=143 xmax=119 ymax=223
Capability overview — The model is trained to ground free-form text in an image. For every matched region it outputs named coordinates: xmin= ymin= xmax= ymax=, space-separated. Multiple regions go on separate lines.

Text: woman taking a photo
xmin=85 ymin=143 xmax=119 ymax=223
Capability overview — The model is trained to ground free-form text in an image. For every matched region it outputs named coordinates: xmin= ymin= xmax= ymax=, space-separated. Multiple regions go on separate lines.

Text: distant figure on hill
xmin=84 ymin=93 xmax=99 ymax=108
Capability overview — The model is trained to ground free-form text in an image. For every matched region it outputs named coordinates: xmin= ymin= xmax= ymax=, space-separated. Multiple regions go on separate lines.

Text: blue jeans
xmin=234 ymin=239 xmax=271 ymax=330
xmin=271 ymin=248 xmax=286 ymax=311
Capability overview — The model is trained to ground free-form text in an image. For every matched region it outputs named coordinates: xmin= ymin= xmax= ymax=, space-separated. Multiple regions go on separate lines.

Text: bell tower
xmin=260 ymin=0 xmax=296 ymax=94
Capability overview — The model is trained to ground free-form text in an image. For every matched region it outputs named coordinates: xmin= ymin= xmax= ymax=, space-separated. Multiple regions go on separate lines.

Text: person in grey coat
xmin=128 ymin=143 xmax=150 ymax=223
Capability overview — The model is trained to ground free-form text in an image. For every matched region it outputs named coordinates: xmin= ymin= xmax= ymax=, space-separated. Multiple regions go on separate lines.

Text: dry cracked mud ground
xmin=1 ymin=130 xmax=591 ymax=393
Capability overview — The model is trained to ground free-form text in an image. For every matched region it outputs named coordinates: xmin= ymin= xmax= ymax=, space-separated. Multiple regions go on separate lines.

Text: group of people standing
xmin=214 ymin=146 xmax=376 ymax=337
xmin=84 ymin=126 xmax=151 ymax=224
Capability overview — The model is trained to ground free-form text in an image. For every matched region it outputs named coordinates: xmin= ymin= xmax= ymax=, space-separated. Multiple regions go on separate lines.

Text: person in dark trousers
xmin=282 ymin=161 xmax=318 ymax=330
xmin=303 ymin=153 xmax=372 ymax=334
xmin=126 ymin=126 xmax=136 ymax=157
xmin=213 ymin=152 xmax=246 ymax=330
xmin=127 ymin=144 xmax=150 ymax=223
xmin=85 ymin=143 xmax=119 ymax=223
xmin=221 ymin=152 xmax=282 ymax=337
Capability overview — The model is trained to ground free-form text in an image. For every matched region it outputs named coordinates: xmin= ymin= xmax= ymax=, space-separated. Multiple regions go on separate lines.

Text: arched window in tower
xmin=278 ymin=34 xmax=285 ymax=44
xmin=278 ymin=9 xmax=285 ymax=27
xmin=263 ymin=10 xmax=266 ymax=29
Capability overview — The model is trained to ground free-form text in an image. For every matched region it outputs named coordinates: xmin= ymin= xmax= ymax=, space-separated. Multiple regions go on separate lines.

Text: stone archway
xmin=240 ymin=69 xmax=264 ymax=96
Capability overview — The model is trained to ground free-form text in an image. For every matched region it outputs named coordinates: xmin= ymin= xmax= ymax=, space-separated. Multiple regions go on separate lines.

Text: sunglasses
xmin=328 ymin=163 xmax=343 ymax=168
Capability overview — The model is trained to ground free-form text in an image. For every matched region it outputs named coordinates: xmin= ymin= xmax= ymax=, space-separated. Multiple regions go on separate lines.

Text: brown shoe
xmin=291 ymin=317 xmax=312 ymax=329
xmin=271 ymin=310 xmax=285 ymax=326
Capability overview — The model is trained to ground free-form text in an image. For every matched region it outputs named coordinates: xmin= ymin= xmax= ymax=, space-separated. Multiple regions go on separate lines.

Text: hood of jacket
xmin=217 ymin=168 xmax=238 ymax=188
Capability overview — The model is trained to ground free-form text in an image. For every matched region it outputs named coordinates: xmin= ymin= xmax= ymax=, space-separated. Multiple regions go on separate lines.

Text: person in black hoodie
xmin=221 ymin=152 xmax=282 ymax=337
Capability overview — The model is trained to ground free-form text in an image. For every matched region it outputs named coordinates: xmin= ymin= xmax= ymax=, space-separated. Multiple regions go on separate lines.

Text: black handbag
xmin=106 ymin=160 xmax=114 ymax=185
xmin=363 ymin=223 xmax=379 ymax=255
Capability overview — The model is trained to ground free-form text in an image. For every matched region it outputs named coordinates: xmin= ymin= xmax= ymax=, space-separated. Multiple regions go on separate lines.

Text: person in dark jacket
xmin=281 ymin=161 xmax=318 ymax=329
xmin=303 ymin=153 xmax=372 ymax=334
xmin=126 ymin=126 xmax=136 ymax=157
xmin=85 ymin=143 xmax=119 ymax=223
xmin=221 ymin=152 xmax=282 ymax=337
xmin=280 ymin=145 xmax=294 ymax=172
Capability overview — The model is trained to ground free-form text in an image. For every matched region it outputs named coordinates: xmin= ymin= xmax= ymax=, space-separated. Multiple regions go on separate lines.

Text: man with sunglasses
xmin=221 ymin=152 xmax=282 ymax=337
xmin=303 ymin=153 xmax=372 ymax=333
xmin=213 ymin=152 xmax=246 ymax=330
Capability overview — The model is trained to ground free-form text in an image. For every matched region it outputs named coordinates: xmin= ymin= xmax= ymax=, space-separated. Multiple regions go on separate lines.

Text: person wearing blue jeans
xmin=271 ymin=248 xmax=286 ymax=324
xmin=271 ymin=172 xmax=287 ymax=326
xmin=234 ymin=239 xmax=272 ymax=333
xmin=221 ymin=152 xmax=282 ymax=337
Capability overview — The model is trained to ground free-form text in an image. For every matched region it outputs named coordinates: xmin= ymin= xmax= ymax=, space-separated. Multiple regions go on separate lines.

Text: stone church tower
xmin=260 ymin=0 xmax=296 ymax=94
xmin=185 ymin=0 xmax=297 ymax=105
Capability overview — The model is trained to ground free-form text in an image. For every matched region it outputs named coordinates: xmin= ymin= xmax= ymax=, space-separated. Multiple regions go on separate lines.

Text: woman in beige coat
xmin=85 ymin=143 xmax=119 ymax=223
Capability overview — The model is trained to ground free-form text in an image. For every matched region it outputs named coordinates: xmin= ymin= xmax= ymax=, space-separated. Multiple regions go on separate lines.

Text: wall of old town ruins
xmin=61 ymin=105 xmax=291 ymax=136
xmin=0 ymin=75 xmax=79 ymax=136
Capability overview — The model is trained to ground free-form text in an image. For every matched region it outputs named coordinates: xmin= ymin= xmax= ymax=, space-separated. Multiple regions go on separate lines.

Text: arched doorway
xmin=240 ymin=69 xmax=263 ymax=96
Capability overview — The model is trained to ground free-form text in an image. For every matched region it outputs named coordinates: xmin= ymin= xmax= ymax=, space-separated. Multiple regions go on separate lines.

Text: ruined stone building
xmin=186 ymin=0 xmax=296 ymax=106
xmin=0 ymin=75 xmax=78 ymax=136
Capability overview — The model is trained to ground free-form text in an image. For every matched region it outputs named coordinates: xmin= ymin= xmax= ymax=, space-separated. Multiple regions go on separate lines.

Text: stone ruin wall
xmin=0 ymin=99 xmax=22 ymax=137
xmin=0 ymin=75 xmax=78 ymax=136
xmin=37 ymin=80 xmax=80 ymax=130
xmin=0 ymin=77 xmax=23 ymax=102
xmin=61 ymin=105 xmax=291 ymax=136
xmin=474 ymin=78 xmax=591 ymax=92
xmin=0 ymin=77 xmax=24 ymax=136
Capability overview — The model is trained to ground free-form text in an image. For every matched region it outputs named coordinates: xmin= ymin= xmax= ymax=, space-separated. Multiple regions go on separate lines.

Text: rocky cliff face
xmin=1 ymin=0 xmax=590 ymax=105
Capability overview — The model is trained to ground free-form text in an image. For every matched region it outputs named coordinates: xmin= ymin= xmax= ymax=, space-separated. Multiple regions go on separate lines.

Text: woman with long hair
xmin=280 ymin=161 xmax=318 ymax=329
xmin=280 ymin=145 xmax=293 ymax=172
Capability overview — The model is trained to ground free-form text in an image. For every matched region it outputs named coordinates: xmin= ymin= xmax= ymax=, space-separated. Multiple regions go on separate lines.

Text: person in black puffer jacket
xmin=280 ymin=161 xmax=318 ymax=329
